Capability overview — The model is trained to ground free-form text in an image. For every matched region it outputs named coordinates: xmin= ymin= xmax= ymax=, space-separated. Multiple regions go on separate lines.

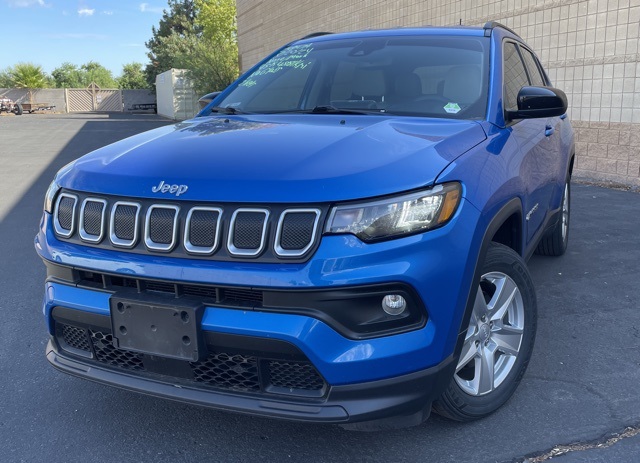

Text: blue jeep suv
xmin=36 ymin=22 xmax=574 ymax=428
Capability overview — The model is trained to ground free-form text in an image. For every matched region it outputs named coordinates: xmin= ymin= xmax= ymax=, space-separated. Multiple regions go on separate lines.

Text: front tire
xmin=433 ymin=243 xmax=537 ymax=421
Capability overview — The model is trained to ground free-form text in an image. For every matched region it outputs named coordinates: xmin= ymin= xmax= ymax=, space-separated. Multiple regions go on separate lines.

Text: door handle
xmin=560 ymin=114 xmax=567 ymax=120
xmin=545 ymin=125 xmax=555 ymax=137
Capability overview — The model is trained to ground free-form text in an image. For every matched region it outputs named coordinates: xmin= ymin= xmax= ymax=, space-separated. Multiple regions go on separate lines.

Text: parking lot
xmin=1 ymin=113 xmax=639 ymax=462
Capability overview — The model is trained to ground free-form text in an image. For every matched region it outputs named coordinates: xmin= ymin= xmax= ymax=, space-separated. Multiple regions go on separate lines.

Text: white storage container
xmin=155 ymin=69 xmax=198 ymax=120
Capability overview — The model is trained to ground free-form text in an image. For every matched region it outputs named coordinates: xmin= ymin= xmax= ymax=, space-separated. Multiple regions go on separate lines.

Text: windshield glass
xmin=216 ymin=35 xmax=490 ymax=119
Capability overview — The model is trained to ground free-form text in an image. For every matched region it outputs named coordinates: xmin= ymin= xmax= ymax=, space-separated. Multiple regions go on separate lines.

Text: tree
xmin=81 ymin=61 xmax=117 ymax=88
xmin=196 ymin=0 xmax=236 ymax=44
xmin=118 ymin=62 xmax=148 ymax=89
xmin=143 ymin=0 xmax=239 ymax=93
xmin=185 ymin=0 xmax=239 ymax=93
xmin=9 ymin=62 xmax=49 ymax=89
xmin=177 ymin=37 xmax=238 ymax=95
xmin=144 ymin=0 xmax=199 ymax=88
xmin=51 ymin=62 xmax=84 ymax=88
xmin=6 ymin=62 xmax=50 ymax=103
xmin=51 ymin=61 xmax=119 ymax=88
xmin=0 ymin=68 xmax=12 ymax=88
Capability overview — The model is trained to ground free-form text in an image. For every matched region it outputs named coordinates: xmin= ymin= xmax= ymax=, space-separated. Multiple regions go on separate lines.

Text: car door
xmin=503 ymin=41 xmax=560 ymax=245
xmin=520 ymin=45 xmax=565 ymax=205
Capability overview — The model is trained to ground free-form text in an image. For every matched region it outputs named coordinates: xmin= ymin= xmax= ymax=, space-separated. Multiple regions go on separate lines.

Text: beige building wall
xmin=237 ymin=0 xmax=640 ymax=187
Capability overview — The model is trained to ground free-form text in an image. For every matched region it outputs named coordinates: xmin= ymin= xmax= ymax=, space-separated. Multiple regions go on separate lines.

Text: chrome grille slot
xmin=79 ymin=198 xmax=106 ymax=243
xmin=110 ymin=201 xmax=141 ymax=248
xmin=145 ymin=205 xmax=179 ymax=251
xmin=184 ymin=207 xmax=222 ymax=254
xmin=53 ymin=193 xmax=78 ymax=237
xmin=228 ymin=208 xmax=269 ymax=256
xmin=275 ymin=209 xmax=321 ymax=257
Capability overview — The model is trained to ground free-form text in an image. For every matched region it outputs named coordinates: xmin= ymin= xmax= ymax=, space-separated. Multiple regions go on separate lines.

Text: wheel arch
xmin=452 ymin=197 xmax=524 ymax=360
xmin=569 ymin=152 xmax=575 ymax=177
xmin=489 ymin=209 xmax=523 ymax=256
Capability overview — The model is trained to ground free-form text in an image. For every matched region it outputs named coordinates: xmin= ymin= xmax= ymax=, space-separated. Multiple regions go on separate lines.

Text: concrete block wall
xmin=573 ymin=121 xmax=640 ymax=186
xmin=236 ymin=0 xmax=640 ymax=187
xmin=0 ymin=88 xmax=67 ymax=112
xmin=1 ymin=88 xmax=158 ymax=115
xmin=122 ymin=89 xmax=156 ymax=110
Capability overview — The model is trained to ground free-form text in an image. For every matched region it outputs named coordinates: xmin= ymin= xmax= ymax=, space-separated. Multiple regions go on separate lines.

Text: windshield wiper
xmin=209 ymin=106 xmax=247 ymax=115
xmin=264 ymin=105 xmax=377 ymax=115
xmin=310 ymin=105 xmax=373 ymax=115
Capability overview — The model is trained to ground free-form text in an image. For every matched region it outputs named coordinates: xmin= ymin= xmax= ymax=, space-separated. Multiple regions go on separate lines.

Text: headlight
xmin=44 ymin=161 xmax=75 ymax=213
xmin=44 ymin=180 xmax=60 ymax=213
xmin=325 ymin=182 xmax=461 ymax=242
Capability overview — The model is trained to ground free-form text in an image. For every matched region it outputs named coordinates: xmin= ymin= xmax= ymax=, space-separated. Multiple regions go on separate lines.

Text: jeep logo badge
xmin=151 ymin=180 xmax=189 ymax=196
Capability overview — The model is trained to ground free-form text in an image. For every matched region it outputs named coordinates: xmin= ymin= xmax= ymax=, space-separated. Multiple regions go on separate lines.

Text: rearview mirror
xmin=507 ymin=86 xmax=568 ymax=120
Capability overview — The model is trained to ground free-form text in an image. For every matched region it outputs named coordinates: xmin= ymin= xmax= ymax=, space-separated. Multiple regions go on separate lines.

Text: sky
xmin=1 ymin=0 xmax=168 ymax=77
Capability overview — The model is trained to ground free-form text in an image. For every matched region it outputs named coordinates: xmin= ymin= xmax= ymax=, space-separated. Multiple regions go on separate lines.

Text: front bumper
xmin=47 ymin=335 xmax=456 ymax=424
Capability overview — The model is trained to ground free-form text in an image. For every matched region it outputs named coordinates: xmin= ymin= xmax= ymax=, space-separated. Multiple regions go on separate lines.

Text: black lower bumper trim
xmin=46 ymin=339 xmax=455 ymax=425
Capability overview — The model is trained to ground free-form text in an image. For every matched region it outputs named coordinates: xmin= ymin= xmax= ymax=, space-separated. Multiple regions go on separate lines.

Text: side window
xmin=521 ymin=48 xmax=545 ymax=87
xmin=503 ymin=42 xmax=529 ymax=111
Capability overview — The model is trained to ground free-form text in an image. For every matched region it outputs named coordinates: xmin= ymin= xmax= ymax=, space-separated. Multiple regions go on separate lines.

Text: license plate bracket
xmin=109 ymin=293 xmax=206 ymax=362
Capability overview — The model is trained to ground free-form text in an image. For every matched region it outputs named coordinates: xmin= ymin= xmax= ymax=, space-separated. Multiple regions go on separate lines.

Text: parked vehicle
xmin=0 ymin=97 xmax=22 ymax=115
xmin=37 ymin=22 xmax=573 ymax=429
xmin=128 ymin=103 xmax=157 ymax=113
xmin=21 ymin=102 xmax=55 ymax=113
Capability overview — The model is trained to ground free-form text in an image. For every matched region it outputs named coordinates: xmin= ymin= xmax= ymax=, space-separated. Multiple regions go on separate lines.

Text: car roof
xmin=296 ymin=27 xmax=485 ymax=44
xmin=294 ymin=23 xmax=522 ymax=45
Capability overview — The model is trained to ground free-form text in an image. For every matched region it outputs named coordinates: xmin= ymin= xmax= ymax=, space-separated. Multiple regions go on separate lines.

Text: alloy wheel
xmin=454 ymin=271 xmax=525 ymax=396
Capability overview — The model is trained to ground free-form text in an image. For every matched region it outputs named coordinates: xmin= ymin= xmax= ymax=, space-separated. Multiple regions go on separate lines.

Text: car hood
xmin=58 ymin=114 xmax=486 ymax=203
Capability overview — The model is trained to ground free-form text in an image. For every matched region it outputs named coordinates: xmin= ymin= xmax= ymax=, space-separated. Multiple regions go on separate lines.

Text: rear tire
xmin=433 ymin=243 xmax=537 ymax=421
xmin=12 ymin=103 xmax=23 ymax=116
xmin=536 ymin=177 xmax=570 ymax=256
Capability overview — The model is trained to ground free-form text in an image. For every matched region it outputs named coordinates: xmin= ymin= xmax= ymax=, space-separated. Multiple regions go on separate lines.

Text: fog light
xmin=382 ymin=294 xmax=407 ymax=315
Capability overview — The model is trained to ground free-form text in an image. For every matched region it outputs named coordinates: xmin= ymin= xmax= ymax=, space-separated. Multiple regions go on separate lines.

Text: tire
xmin=12 ymin=103 xmax=23 ymax=116
xmin=433 ymin=243 xmax=537 ymax=421
xmin=535 ymin=177 xmax=570 ymax=256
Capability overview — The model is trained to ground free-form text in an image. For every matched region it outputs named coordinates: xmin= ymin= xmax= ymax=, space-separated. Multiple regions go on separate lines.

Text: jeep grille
xmin=53 ymin=191 xmax=324 ymax=262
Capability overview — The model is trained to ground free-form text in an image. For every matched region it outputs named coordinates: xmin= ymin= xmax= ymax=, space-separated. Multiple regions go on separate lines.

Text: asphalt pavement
xmin=1 ymin=113 xmax=639 ymax=463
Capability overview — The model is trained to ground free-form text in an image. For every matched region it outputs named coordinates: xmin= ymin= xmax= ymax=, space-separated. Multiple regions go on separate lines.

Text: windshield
xmin=216 ymin=35 xmax=490 ymax=119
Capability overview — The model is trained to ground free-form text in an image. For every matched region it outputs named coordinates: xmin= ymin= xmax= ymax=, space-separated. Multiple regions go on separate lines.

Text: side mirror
xmin=506 ymin=86 xmax=568 ymax=120
xmin=198 ymin=91 xmax=222 ymax=110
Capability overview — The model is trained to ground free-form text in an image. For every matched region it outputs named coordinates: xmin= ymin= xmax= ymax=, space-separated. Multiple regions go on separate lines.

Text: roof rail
xmin=483 ymin=21 xmax=521 ymax=38
xmin=299 ymin=32 xmax=333 ymax=40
